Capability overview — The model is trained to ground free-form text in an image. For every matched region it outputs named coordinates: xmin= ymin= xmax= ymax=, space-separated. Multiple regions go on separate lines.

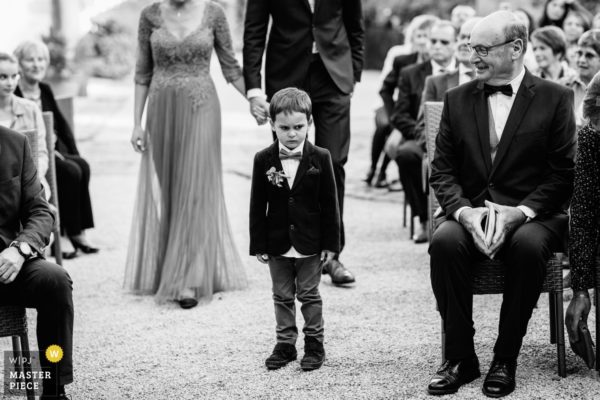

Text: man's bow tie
xmin=279 ymin=148 xmax=302 ymax=160
xmin=483 ymin=84 xmax=513 ymax=97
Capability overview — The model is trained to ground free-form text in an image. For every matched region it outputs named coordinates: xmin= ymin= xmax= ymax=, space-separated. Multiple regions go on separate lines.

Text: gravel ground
xmin=1 ymin=63 xmax=599 ymax=399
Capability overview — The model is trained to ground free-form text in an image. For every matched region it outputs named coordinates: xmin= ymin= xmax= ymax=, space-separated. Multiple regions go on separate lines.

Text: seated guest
xmin=538 ymin=0 xmax=589 ymax=29
xmin=566 ymin=70 xmax=600 ymax=348
xmin=14 ymin=40 xmax=98 ymax=256
xmin=367 ymin=14 xmax=438 ymax=188
xmin=390 ymin=20 xmax=457 ymax=243
xmin=559 ymin=29 xmax=600 ymax=129
xmin=562 ymin=9 xmax=593 ymax=67
xmin=450 ymin=5 xmax=476 ymax=30
xmin=428 ymin=12 xmax=575 ymax=397
xmin=0 ymin=52 xmax=49 ymax=199
xmin=531 ymin=26 xmax=577 ymax=82
xmin=0 ymin=124 xmax=73 ymax=399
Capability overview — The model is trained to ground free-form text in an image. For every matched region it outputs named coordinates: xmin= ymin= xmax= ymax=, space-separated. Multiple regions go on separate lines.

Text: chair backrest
xmin=424 ymin=102 xmax=444 ymax=227
xmin=41 ymin=112 xmax=61 ymax=223
xmin=21 ymin=129 xmax=39 ymax=169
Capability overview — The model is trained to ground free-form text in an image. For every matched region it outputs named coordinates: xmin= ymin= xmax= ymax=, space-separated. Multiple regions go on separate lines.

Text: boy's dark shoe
xmin=265 ymin=343 xmax=297 ymax=370
xmin=301 ymin=336 xmax=325 ymax=371
xmin=427 ymin=355 xmax=480 ymax=395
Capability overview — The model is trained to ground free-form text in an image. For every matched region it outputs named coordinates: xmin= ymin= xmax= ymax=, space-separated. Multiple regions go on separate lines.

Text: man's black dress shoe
xmin=482 ymin=358 xmax=516 ymax=398
xmin=323 ymin=259 xmax=355 ymax=285
xmin=301 ymin=336 xmax=325 ymax=371
xmin=427 ymin=355 xmax=481 ymax=395
xmin=265 ymin=343 xmax=297 ymax=370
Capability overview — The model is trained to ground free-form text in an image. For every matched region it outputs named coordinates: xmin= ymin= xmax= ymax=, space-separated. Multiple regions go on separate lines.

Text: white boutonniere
xmin=266 ymin=167 xmax=288 ymax=187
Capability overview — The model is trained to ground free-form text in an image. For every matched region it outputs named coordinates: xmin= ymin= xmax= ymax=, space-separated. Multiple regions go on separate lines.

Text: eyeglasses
xmin=430 ymin=38 xmax=451 ymax=46
xmin=467 ymin=38 xmax=516 ymax=57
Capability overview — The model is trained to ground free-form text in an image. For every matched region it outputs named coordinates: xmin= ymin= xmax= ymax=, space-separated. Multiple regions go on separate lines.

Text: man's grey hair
xmin=504 ymin=19 xmax=529 ymax=54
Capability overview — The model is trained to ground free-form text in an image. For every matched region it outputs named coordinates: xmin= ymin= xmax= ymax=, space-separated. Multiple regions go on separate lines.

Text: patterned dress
xmin=568 ymin=123 xmax=599 ymax=291
xmin=124 ymin=1 xmax=248 ymax=302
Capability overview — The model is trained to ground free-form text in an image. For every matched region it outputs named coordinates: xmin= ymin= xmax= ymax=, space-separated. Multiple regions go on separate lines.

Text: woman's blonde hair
xmin=13 ymin=40 xmax=50 ymax=64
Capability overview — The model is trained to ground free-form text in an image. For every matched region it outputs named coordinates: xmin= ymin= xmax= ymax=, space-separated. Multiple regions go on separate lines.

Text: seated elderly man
xmin=428 ymin=11 xmax=575 ymax=398
xmin=0 ymin=125 xmax=73 ymax=399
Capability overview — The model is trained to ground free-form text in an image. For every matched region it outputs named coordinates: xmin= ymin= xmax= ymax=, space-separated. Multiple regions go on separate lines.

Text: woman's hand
xmin=565 ymin=290 xmax=591 ymax=343
xmin=131 ymin=126 xmax=147 ymax=153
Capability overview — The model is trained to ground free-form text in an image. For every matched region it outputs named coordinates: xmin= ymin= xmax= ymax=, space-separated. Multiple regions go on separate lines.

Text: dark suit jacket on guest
xmin=0 ymin=126 xmax=54 ymax=253
xmin=15 ymin=82 xmax=79 ymax=156
xmin=413 ymin=70 xmax=460 ymax=149
xmin=430 ymin=71 xmax=576 ymax=238
xmin=249 ymin=140 xmax=341 ymax=256
xmin=243 ymin=0 xmax=364 ymax=98
xmin=379 ymin=52 xmax=419 ymax=118
xmin=389 ymin=60 xmax=433 ymax=139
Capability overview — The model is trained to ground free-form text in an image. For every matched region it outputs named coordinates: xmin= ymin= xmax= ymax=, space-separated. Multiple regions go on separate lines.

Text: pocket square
xmin=307 ymin=166 xmax=320 ymax=175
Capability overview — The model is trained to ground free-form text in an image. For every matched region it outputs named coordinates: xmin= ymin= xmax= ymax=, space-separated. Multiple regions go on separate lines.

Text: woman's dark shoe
xmin=363 ymin=167 xmax=376 ymax=186
xmin=51 ymin=247 xmax=78 ymax=260
xmin=69 ymin=238 xmax=99 ymax=254
xmin=177 ymin=298 xmax=198 ymax=309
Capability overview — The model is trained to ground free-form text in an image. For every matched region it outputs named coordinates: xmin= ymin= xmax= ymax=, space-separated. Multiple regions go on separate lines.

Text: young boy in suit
xmin=249 ymin=88 xmax=341 ymax=371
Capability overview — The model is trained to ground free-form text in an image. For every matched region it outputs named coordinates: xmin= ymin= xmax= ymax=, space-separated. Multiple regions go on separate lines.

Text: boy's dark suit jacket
xmin=243 ymin=0 xmax=364 ymax=98
xmin=430 ymin=70 xmax=576 ymax=239
xmin=0 ymin=126 xmax=54 ymax=253
xmin=249 ymin=140 xmax=341 ymax=256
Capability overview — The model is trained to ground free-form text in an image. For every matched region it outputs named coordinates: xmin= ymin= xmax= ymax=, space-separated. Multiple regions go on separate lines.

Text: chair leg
xmin=11 ymin=335 xmax=23 ymax=384
xmin=553 ymin=291 xmax=567 ymax=378
xmin=53 ymin=229 xmax=63 ymax=266
xmin=402 ymin=195 xmax=407 ymax=228
xmin=19 ymin=333 xmax=35 ymax=400
xmin=409 ymin=209 xmax=415 ymax=240
xmin=549 ymin=292 xmax=556 ymax=344
xmin=441 ymin=318 xmax=446 ymax=363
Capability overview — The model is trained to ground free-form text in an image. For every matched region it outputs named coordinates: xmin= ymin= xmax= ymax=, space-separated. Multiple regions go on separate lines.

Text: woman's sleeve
xmin=134 ymin=7 xmax=154 ymax=86
xmin=213 ymin=4 xmax=243 ymax=83
xmin=569 ymin=126 xmax=599 ymax=291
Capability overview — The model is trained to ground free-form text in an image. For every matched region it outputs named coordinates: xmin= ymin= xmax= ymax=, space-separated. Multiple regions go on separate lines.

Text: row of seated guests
xmin=368 ymin=2 xmax=600 ymax=244
xmin=0 ymin=41 xmax=98 ymax=258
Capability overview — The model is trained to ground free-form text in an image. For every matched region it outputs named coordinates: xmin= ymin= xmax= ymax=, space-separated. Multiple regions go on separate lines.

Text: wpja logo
xmin=3 ymin=348 xmax=60 ymax=397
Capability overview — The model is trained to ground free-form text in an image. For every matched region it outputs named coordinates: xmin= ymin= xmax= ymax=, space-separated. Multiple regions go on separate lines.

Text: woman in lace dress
xmin=126 ymin=0 xmax=252 ymax=308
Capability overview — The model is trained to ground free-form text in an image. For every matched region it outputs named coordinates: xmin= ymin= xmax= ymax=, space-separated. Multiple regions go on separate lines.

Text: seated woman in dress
xmin=0 ymin=52 xmax=49 ymax=198
xmin=566 ymin=70 xmax=600 ymax=346
xmin=531 ymin=26 xmax=577 ymax=82
xmin=14 ymin=40 xmax=98 ymax=257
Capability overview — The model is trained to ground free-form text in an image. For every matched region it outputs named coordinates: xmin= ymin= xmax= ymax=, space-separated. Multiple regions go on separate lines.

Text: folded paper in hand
xmin=480 ymin=202 xmax=498 ymax=247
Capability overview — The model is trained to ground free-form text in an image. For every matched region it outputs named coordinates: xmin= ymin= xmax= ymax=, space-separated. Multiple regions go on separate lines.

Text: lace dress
xmin=124 ymin=1 xmax=248 ymax=302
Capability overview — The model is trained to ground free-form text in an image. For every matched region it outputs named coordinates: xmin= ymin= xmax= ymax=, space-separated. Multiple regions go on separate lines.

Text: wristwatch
xmin=9 ymin=241 xmax=34 ymax=260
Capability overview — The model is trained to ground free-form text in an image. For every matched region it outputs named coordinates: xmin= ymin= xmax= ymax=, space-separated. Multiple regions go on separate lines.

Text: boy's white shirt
xmin=278 ymin=139 xmax=314 ymax=258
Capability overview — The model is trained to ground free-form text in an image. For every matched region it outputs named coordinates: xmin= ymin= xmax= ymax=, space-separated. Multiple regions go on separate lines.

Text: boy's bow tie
xmin=279 ymin=148 xmax=302 ymax=160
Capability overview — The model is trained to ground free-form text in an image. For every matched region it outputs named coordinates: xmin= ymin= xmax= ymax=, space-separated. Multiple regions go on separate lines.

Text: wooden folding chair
xmin=424 ymin=101 xmax=567 ymax=378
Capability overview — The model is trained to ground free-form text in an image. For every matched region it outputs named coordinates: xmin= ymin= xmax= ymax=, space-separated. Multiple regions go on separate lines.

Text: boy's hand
xmin=256 ymin=254 xmax=269 ymax=264
xmin=320 ymin=250 xmax=335 ymax=266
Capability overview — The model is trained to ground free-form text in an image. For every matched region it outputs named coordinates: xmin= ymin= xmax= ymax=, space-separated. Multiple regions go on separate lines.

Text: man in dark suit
xmin=0 ymin=126 xmax=74 ymax=399
xmin=427 ymin=12 xmax=575 ymax=397
xmin=243 ymin=0 xmax=363 ymax=285
xmin=389 ymin=20 xmax=457 ymax=243
xmin=413 ymin=17 xmax=481 ymax=145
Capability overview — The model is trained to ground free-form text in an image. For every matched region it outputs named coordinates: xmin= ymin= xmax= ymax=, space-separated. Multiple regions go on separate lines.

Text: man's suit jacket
xmin=15 ymin=82 xmax=79 ymax=156
xmin=413 ymin=70 xmax=460 ymax=149
xmin=0 ymin=126 xmax=54 ymax=253
xmin=379 ymin=52 xmax=419 ymax=117
xmin=249 ymin=140 xmax=341 ymax=256
xmin=389 ymin=60 xmax=433 ymax=140
xmin=243 ymin=0 xmax=364 ymax=98
xmin=430 ymin=71 xmax=576 ymax=237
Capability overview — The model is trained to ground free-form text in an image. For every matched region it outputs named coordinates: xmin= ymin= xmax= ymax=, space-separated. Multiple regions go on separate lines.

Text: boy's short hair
xmin=269 ymin=88 xmax=312 ymax=121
